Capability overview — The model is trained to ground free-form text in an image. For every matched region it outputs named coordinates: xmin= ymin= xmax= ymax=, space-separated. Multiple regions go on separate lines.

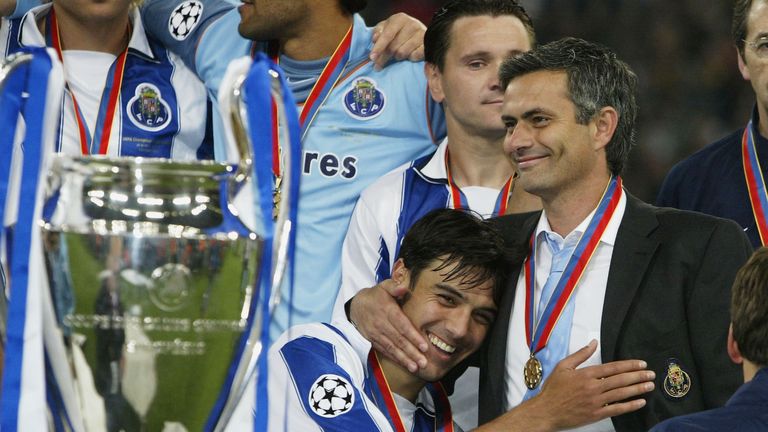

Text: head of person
xmin=390 ymin=209 xmax=509 ymax=383
xmin=733 ymin=0 xmax=768 ymax=116
xmin=728 ymin=247 xmax=768 ymax=373
xmin=423 ymin=0 xmax=535 ymax=139
xmin=498 ymin=37 xmax=638 ymax=196
xmin=237 ymin=0 xmax=366 ymax=41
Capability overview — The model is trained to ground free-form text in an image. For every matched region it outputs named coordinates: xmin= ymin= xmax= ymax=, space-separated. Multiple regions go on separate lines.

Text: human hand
xmin=349 ymin=279 xmax=428 ymax=372
xmin=0 ymin=0 xmax=16 ymax=17
xmin=528 ymin=340 xmax=655 ymax=430
xmin=369 ymin=12 xmax=426 ymax=70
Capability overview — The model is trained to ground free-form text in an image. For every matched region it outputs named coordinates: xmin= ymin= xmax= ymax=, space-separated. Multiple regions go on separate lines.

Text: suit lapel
xmin=601 ymin=193 xmax=659 ymax=362
xmin=481 ymin=212 xmax=539 ymax=420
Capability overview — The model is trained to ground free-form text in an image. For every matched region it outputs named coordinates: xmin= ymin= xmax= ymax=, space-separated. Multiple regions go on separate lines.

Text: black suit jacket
xmin=479 ymin=193 xmax=752 ymax=431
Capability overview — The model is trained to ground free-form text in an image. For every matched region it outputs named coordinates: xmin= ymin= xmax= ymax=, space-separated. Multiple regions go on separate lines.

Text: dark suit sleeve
xmin=687 ymin=219 xmax=751 ymax=408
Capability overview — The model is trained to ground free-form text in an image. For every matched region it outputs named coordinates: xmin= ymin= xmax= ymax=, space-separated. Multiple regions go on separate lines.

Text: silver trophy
xmin=37 ymin=60 xmax=295 ymax=431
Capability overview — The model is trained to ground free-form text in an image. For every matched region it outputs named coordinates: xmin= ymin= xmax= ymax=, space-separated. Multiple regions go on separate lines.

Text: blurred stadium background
xmin=362 ymin=0 xmax=750 ymax=203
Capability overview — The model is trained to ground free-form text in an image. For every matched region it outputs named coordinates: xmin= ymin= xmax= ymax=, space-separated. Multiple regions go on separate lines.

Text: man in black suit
xmin=349 ymin=38 xmax=753 ymax=431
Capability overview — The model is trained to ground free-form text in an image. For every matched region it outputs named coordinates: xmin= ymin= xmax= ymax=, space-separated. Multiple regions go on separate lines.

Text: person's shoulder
xmin=667 ymin=128 xmax=743 ymax=177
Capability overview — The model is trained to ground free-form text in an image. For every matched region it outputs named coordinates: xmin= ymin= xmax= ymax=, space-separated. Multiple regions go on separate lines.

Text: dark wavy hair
xmin=397 ymin=209 xmax=510 ymax=305
xmin=731 ymin=247 xmax=768 ymax=366
xmin=499 ymin=37 xmax=638 ymax=176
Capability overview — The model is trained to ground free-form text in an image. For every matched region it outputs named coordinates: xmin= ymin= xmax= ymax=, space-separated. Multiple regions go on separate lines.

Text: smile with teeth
xmin=428 ymin=333 xmax=456 ymax=354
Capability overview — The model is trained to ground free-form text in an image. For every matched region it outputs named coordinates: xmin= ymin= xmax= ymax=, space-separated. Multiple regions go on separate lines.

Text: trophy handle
xmin=0 ymin=52 xmax=35 ymax=92
xmin=214 ymin=58 xmax=297 ymax=431
xmin=228 ymin=68 xmax=292 ymax=315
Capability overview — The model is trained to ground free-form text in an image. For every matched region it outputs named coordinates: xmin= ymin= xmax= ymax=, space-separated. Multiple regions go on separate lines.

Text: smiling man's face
xmin=395 ymin=257 xmax=497 ymax=383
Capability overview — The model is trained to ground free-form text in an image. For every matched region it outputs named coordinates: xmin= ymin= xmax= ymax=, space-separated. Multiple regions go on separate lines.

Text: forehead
xmin=415 ymin=260 xmax=497 ymax=306
xmin=747 ymin=0 xmax=768 ymax=37
xmin=446 ymin=15 xmax=532 ymax=56
xmin=502 ymin=70 xmax=572 ymax=115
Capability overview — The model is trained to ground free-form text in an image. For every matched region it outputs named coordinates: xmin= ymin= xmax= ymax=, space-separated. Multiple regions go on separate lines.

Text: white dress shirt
xmin=504 ymin=190 xmax=627 ymax=432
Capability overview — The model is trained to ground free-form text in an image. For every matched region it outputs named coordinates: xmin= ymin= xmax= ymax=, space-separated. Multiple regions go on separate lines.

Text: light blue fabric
xmin=524 ymin=233 xmax=577 ymax=400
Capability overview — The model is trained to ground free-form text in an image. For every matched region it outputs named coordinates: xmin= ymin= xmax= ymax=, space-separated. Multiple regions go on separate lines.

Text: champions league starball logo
xmin=127 ymin=83 xmax=172 ymax=132
xmin=308 ymin=374 xmax=355 ymax=417
xmin=169 ymin=1 xmax=204 ymax=41
xmin=343 ymin=77 xmax=385 ymax=120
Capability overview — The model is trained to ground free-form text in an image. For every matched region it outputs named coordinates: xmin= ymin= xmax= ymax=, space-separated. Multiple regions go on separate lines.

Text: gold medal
xmin=524 ymin=353 xmax=543 ymax=390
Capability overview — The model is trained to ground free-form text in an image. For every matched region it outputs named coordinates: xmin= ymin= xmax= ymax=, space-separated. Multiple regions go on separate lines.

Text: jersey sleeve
xmin=333 ymin=195 xmax=387 ymax=322
xmin=140 ymin=0 xmax=250 ymax=97
xmin=268 ymin=325 xmax=390 ymax=432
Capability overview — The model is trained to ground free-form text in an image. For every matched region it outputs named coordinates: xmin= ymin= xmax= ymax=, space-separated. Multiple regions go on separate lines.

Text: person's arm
xmin=0 ymin=0 xmax=13 ymax=17
xmin=474 ymin=341 xmax=655 ymax=432
xmin=369 ymin=12 xmax=426 ymax=70
xmin=2 ymin=0 xmax=43 ymax=18
xmin=687 ymin=220 xmax=751 ymax=407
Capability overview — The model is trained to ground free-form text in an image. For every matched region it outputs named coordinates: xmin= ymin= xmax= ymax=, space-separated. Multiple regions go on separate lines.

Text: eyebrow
xmin=435 ymin=283 xmax=498 ymax=313
xmin=501 ymin=108 xmax=548 ymax=123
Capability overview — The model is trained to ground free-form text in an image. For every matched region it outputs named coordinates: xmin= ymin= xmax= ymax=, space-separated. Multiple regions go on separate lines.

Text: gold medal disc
xmin=524 ymin=354 xmax=543 ymax=390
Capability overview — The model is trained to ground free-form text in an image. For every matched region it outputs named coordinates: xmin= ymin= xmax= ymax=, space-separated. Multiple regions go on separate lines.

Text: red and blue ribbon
xmin=524 ymin=176 xmax=622 ymax=355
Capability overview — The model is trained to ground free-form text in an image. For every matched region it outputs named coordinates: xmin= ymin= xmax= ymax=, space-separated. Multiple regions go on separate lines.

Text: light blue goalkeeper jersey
xmin=140 ymin=0 xmax=446 ymax=340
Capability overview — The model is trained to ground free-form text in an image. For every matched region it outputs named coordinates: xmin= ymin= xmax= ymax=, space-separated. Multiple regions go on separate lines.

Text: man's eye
xmin=438 ymin=294 xmax=456 ymax=305
xmin=468 ymin=61 xmax=485 ymax=69
xmin=532 ymin=116 xmax=550 ymax=126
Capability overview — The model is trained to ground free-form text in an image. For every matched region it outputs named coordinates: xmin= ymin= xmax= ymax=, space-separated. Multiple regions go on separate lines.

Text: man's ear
xmin=738 ymin=49 xmax=751 ymax=81
xmin=727 ymin=324 xmax=744 ymax=365
xmin=391 ymin=258 xmax=411 ymax=289
xmin=425 ymin=62 xmax=445 ymax=103
xmin=591 ymin=106 xmax=619 ymax=151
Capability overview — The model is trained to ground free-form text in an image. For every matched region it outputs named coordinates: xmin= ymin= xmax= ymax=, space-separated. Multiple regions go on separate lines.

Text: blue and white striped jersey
xmin=264 ymin=321 xmax=460 ymax=432
xmin=0 ymin=4 xmax=213 ymax=159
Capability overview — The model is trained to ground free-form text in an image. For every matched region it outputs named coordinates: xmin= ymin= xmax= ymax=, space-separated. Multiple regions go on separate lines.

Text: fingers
xmin=596 ymin=398 xmax=647 ymax=419
xmin=555 ymin=339 xmax=598 ymax=370
xmin=583 ymin=359 xmax=649 ymax=380
xmin=378 ymin=278 xmax=409 ymax=298
xmin=370 ymin=13 xmax=426 ymax=70
xmin=349 ymin=281 xmax=428 ymax=372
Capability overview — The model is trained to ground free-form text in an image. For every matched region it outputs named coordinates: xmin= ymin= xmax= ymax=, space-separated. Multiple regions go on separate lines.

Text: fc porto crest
xmin=127 ymin=83 xmax=172 ymax=132
xmin=663 ymin=358 xmax=691 ymax=399
xmin=343 ymin=77 xmax=385 ymax=120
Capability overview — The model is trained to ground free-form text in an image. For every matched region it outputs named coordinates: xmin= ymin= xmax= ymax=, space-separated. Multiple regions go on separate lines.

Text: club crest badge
xmin=307 ymin=374 xmax=355 ymax=418
xmin=663 ymin=358 xmax=691 ymax=398
xmin=169 ymin=1 xmax=204 ymax=41
xmin=343 ymin=77 xmax=385 ymax=120
xmin=127 ymin=84 xmax=172 ymax=132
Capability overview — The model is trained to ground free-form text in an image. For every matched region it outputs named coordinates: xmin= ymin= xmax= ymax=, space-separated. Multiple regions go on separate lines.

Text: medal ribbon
xmin=524 ymin=176 xmax=622 ymax=354
xmin=444 ymin=148 xmax=514 ymax=216
xmin=741 ymin=120 xmax=768 ymax=245
xmin=366 ymin=351 xmax=454 ymax=432
xmin=263 ymin=26 xmax=353 ymax=175
xmin=48 ymin=9 xmax=129 ymax=155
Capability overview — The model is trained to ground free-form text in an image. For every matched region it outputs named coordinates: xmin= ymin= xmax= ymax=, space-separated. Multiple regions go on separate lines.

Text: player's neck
xmin=542 ymin=172 xmax=613 ymax=237
xmin=378 ymin=352 xmax=424 ymax=403
xmin=757 ymin=103 xmax=768 ymax=139
xmin=446 ymin=133 xmax=514 ymax=189
xmin=281 ymin=8 xmax=353 ymax=61
xmin=743 ymin=360 xmax=761 ymax=382
xmin=46 ymin=5 xmax=130 ymax=55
